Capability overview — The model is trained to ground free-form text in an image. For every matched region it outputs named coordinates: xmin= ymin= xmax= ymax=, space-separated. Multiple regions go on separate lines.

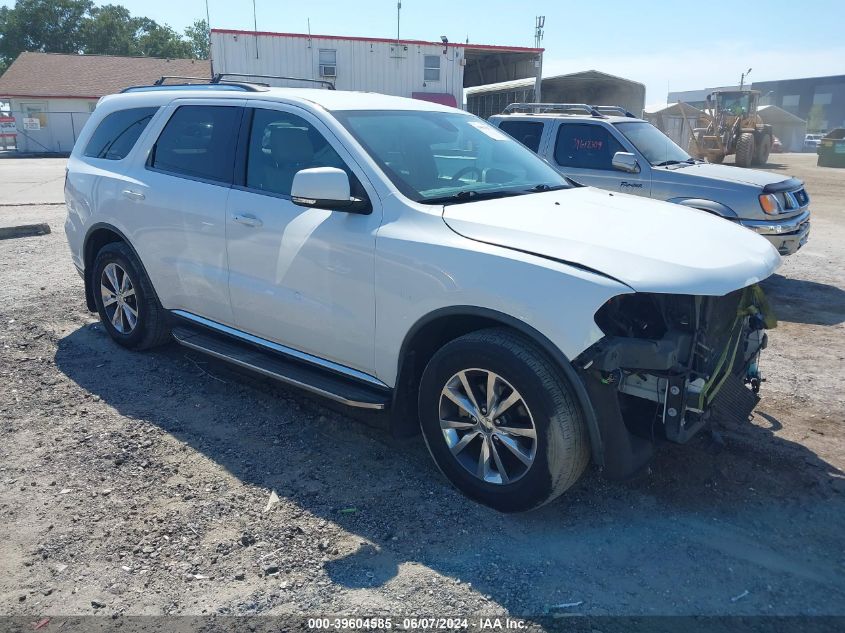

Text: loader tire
xmin=754 ymin=134 xmax=772 ymax=166
xmin=736 ymin=133 xmax=755 ymax=168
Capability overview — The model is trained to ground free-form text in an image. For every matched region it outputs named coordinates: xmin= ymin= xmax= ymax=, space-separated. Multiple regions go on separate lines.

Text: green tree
xmin=82 ymin=4 xmax=143 ymax=56
xmin=184 ymin=19 xmax=209 ymax=60
xmin=0 ymin=0 xmax=92 ymax=68
xmin=135 ymin=19 xmax=192 ymax=58
xmin=0 ymin=0 xmax=206 ymax=75
xmin=807 ymin=104 xmax=825 ymax=133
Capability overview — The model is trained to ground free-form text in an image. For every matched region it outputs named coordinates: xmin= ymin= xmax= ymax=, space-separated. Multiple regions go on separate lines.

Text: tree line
xmin=0 ymin=0 xmax=209 ymax=75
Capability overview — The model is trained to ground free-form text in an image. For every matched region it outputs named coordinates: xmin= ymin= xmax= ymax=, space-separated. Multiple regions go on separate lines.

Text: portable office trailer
xmin=210 ymin=29 xmax=543 ymax=109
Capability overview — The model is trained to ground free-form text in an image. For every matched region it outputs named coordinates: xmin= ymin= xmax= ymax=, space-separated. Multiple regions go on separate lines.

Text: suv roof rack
xmin=592 ymin=105 xmax=637 ymax=118
xmin=120 ymin=73 xmax=336 ymax=94
xmin=502 ymin=103 xmax=636 ymax=118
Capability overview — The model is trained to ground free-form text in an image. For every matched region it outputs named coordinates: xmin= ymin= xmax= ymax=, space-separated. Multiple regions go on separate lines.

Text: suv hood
xmin=442 ymin=187 xmax=780 ymax=296
xmin=655 ymin=162 xmax=789 ymax=189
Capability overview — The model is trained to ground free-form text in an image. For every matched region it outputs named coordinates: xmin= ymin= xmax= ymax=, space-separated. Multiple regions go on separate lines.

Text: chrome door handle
xmin=122 ymin=189 xmax=145 ymax=201
xmin=232 ymin=213 xmax=263 ymax=228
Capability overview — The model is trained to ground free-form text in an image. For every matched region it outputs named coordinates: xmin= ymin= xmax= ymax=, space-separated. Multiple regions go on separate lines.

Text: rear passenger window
xmin=150 ymin=105 xmax=241 ymax=184
xmin=83 ymin=107 xmax=158 ymax=160
xmin=497 ymin=120 xmax=544 ymax=153
xmin=245 ymin=108 xmax=355 ymax=197
xmin=554 ymin=123 xmax=624 ymax=170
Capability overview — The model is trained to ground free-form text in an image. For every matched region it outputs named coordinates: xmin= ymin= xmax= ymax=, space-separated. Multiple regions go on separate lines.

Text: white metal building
xmin=758 ymin=105 xmax=807 ymax=152
xmin=644 ymin=102 xmax=707 ymax=149
xmin=210 ymin=29 xmax=543 ymax=109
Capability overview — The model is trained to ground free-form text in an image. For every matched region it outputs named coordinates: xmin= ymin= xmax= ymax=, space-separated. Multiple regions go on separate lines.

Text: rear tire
xmin=735 ymin=132 xmax=756 ymax=168
xmin=92 ymin=242 xmax=171 ymax=350
xmin=418 ymin=328 xmax=590 ymax=512
xmin=753 ymin=134 xmax=772 ymax=166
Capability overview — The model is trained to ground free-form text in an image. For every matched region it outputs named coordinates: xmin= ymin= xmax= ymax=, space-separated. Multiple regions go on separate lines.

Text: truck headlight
xmin=758 ymin=194 xmax=780 ymax=215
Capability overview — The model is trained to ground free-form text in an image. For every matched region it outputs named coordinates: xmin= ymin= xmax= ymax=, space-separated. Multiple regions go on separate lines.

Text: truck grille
xmin=777 ymin=187 xmax=809 ymax=211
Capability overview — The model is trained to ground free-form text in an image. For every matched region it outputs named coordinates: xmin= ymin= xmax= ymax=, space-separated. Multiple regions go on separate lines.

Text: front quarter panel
xmin=373 ymin=201 xmax=631 ymax=386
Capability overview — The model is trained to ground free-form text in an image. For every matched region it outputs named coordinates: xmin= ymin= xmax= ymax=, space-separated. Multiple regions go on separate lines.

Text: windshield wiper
xmin=654 ymin=160 xmax=684 ymax=167
xmin=527 ymin=183 xmax=569 ymax=192
xmin=420 ymin=189 xmax=528 ymax=206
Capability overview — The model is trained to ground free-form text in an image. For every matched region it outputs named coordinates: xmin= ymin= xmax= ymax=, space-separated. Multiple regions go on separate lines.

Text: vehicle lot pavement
xmin=0 ymin=157 xmax=67 ymax=208
xmin=0 ymin=154 xmax=843 ymax=619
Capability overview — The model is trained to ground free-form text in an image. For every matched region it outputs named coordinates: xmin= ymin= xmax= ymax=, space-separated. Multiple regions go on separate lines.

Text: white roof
xmin=98 ymin=86 xmax=460 ymax=113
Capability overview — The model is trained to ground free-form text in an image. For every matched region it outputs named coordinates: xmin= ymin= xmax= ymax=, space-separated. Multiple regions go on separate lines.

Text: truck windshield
xmin=614 ymin=121 xmax=692 ymax=166
xmin=333 ymin=110 xmax=569 ymax=204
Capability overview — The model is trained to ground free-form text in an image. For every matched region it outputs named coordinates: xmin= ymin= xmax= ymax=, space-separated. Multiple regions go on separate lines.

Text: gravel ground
xmin=0 ymin=153 xmax=843 ymax=621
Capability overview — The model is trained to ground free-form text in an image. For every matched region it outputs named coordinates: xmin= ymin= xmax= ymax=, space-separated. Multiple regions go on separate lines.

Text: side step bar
xmin=171 ymin=326 xmax=390 ymax=410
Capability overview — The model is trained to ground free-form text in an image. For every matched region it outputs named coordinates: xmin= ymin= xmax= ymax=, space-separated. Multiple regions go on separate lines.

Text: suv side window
xmin=83 ymin=107 xmax=159 ymax=160
xmin=150 ymin=105 xmax=242 ymax=184
xmin=497 ymin=120 xmax=544 ymax=153
xmin=554 ymin=123 xmax=624 ymax=170
xmin=245 ymin=108 xmax=359 ymax=197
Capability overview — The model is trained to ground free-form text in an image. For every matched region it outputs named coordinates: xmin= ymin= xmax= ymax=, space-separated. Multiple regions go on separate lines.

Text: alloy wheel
xmin=438 ymin=368 xmax=537 ymax=485
xmin=100 ymin=262 xmax=138 ymax=334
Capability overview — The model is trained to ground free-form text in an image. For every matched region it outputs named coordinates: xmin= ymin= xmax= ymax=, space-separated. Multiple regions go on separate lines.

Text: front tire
xmin=735 ymin=132 xmax=756 ymax=167
xmin=92 ymin=242 xmax=171 ymax=350
xmin=418 ymin=328 xmax=590 ymax=512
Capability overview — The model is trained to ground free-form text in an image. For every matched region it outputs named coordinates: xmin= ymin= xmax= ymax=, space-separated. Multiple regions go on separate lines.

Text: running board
xmin=171 ymin=326 xmax=389 ymax=410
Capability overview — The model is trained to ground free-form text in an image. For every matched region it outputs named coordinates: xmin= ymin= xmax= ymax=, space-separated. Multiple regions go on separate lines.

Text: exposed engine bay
xmin=575 ymin=285 xmax=775 ymax=477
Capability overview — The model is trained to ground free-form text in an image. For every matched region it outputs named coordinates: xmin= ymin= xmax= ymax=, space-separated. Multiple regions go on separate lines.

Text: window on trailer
xmin=424 ymin=55 xmax=441 ymax=82
xmin=319 ymin=49 xmax=337 ymax=77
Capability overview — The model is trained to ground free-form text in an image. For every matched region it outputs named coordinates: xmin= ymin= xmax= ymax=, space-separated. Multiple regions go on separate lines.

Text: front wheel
xmin=735 ymin=132 xmax=756 ymax=168
xmin=418 ymin=328 xmax=590 ymax=512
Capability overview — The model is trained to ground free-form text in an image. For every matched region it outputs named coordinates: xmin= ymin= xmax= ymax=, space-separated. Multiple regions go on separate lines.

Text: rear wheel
xmin=92 ymin=242 xmax=171 ymax=350
xmin=735 ymin=132 xmax=756 ymax=167
xmin=754 ymin=134 xmax=772 ymax=165
xmin=418 ymin=328 xmax=590 ymax=512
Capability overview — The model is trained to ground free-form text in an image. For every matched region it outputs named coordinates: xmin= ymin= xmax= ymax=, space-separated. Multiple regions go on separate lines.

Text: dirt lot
xmin=1 ymin=153 xmax=843 ymax=622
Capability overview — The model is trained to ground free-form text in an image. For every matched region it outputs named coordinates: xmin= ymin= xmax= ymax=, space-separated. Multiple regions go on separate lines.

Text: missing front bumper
xmin=575 ymin=285 xmax=774 ymax=476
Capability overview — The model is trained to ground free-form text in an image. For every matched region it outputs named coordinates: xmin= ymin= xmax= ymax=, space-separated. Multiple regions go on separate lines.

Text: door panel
xmin=225 ymin=104 xmax=380 ymax=375
xmin=552 ymin=122 xmax=651 ymax=196
xmin=121 ymin=102 xmax=244 ymax=326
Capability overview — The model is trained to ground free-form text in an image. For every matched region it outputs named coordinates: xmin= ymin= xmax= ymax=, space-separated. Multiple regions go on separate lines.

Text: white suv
xmin=65 ymin=83 xmax=780 ymax=512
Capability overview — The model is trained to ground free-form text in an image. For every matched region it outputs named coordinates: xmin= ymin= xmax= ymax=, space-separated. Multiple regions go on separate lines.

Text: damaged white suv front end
xmin=440 ymin=184 xmax=780 ymax=479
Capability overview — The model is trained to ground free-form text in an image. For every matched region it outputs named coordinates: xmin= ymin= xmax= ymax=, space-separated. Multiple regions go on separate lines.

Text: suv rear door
xmin=551 ymin=121 xmax=651 ymax=196
xmin=224 ymin=101 xmax=381 ymax=377
xmin=129 ymin=99 xmax=245 ymax=326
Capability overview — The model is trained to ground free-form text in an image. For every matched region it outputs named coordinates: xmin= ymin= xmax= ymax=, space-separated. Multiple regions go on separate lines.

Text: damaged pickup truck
xmin=66 ymin=91 xmax=780 ymax=512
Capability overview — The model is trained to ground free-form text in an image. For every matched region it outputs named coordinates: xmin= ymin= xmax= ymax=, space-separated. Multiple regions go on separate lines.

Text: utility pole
xmin=740 ymin=67 xmax=752 ymax=90
xmin=533 ymin=16 xmax=545 ymax=105
xmin=397 ymin=2 xmax=402 ymax=43
xmin=253 ymin=0 xmax=259 ymax=59
xmin=204 ymin=0 xmax=211 ymax=64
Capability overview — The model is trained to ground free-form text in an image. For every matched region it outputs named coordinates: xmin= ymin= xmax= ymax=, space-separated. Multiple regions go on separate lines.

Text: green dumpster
xmin=817 ymin=128 xmax=845 ymax=168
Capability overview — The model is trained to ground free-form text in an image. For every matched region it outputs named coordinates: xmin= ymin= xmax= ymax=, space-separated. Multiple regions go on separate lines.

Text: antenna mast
xmin=534 ymin=16 xmax=545 ymax=103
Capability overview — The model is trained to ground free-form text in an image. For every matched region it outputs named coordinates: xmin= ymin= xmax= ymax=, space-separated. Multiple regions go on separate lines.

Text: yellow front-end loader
xmin=688 ymin=90 xmax=773 ymax=168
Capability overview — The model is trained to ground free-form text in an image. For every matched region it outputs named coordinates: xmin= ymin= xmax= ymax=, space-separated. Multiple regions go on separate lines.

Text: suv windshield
xmin=614 ymin=120 xmax=692 ymax=166
xmin=333 ymin=110 xmax=569 ymax=203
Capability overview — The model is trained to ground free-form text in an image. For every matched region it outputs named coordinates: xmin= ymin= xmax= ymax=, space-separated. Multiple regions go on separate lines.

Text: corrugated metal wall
xmin=211 ymin=32 xmax=465 ymax=104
